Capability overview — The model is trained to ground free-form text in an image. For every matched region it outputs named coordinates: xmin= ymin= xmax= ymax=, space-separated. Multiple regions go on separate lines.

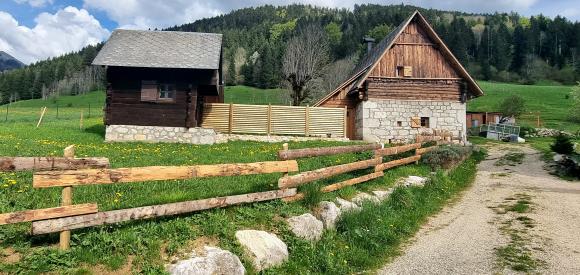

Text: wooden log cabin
xmin=92 ymin=29 xmax=223 ymax=140
xmin=315 ymin=11 xmax=484 ymax=142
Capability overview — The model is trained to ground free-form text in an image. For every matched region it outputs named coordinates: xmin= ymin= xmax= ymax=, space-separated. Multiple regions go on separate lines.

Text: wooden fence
xmin=201 ymin=103 xmax=347 ymax=138
xmin=1 ymin=141 xmax=449 ymax=250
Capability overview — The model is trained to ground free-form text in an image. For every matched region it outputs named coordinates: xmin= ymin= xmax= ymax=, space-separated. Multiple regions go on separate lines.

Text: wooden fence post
xmin=343 ymin=106 xmax=347 ymax=138
xmin=79 ymin=111 xmax=84 ymax=130
xmin=281 ymin=143 xmax=289 ymax=181
xmin=228 ymin=103 xmax=233 ymax=134
xmin=267 ymin=104 xmax=272 ymax=135
xmin=305 ymin=105 xmax=310 ymax=137
xmin=36 ymin=106 xmax=47 ymax=128
xmin=60 ymin=145 xmax=75 ymax=250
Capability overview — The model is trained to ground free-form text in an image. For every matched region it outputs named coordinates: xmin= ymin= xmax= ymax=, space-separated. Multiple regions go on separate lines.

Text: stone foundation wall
xmin=105 ymin=125 xmax=218 ymax=144
xmin=105 ymin=125 xmax=350 ymax=144
xmin=356 ymin=99 xmax=466 ymax=143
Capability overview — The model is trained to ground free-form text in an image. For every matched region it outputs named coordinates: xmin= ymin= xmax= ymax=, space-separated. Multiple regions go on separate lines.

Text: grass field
xmin=0 ymin=91 xmax=483 ymax=274
xmin=469 ymin=81 xmax=578 ymax=132
xmin=224 ymin=85 xmax=287 ymax=105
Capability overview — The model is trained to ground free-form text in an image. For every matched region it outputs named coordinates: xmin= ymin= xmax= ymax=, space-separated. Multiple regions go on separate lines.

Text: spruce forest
xmin=0 ymin=4 xmax=579 ymax=105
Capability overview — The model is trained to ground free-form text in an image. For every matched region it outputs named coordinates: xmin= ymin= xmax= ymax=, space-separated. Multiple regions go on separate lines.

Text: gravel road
xmin=378 ymin=144 xmax=580 ymax=274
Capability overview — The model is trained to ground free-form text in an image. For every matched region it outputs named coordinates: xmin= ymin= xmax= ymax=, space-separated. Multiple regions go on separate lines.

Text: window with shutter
xmin=141 ymin=80 xmax=158 ymax=102
xmin=411 ymin=117 xmax=421 ymax=128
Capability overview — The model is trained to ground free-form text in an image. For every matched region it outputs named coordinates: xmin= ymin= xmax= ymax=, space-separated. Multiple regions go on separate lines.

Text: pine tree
xmin=511 ymin=25 xmax=528 ymax=72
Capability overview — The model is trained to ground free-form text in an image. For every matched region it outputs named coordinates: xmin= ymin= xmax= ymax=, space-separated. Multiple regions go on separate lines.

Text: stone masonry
xmin=105 ymin=125 xmax=218 ymax=144
xmin=356 ymin=99 xmax=466 ymax=143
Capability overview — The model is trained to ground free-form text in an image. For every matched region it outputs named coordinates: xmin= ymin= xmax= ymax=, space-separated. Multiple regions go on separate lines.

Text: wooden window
xmin=140 ymin=81 xmax=176 ymax=103
xmin=411 ymin=117 xmax=421 ymax=128
xmin=420 ymin=117 xmax=430 ymax=128
xmin=396 ymin=66 xmax=413 ymax=77
xmin=141 ymin=80 xmax=158 ymax=102
xmin=158 ymin=84 xmax=176 ymax=102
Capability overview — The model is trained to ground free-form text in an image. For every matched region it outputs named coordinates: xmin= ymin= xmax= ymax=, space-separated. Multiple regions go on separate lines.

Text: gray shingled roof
xmin=92 ymin=29 xmax=222 ymax=70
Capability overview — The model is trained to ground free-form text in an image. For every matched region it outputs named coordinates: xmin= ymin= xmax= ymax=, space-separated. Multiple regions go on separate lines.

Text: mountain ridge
xmin=0 ymin=51 xmax=24 ymax=72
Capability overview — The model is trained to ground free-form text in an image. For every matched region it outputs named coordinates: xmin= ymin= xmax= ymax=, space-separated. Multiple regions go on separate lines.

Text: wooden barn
xmin=315 ymin=11 xmax=484 ymax=142
xmin=93 ymin=29 xmax=223 ymax=131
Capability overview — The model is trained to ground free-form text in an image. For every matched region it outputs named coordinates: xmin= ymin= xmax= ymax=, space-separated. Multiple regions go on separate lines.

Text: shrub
xmin=421 ymin=145 xmax=471 ymax=169
xmin=519 ymin=126 xmax=536 ymax=138
xmin=550 ymin=134 xmax=574 ymax=154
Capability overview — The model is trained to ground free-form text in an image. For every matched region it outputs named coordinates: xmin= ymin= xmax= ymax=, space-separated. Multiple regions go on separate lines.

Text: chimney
xmin=362 ymin=37 xmax=375 ymax=53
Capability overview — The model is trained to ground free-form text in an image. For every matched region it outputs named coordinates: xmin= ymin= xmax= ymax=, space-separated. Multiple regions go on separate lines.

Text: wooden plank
xmin=374 ymin=143 xmax=421 ymax=157
xmin=278 ymin=158 xmax=381 ymax=189
xmin=284 ymin=171 xmax=384 ymax=202
xmin=0 ymin=157 xmax=110 ymax=172
xmin=31 ymin=189 xmax=297 ymax=235
xmin=0 ymin=204 xmax=98 ymax=225
xmin=34 ymin=160 xmax=299 ymax=188
xmin=416 ymin=146 xmax=437 ymax=155
xmin=375 ymin=155 xmax=421 ymax=172
xmin=278 ymin=143 xmax=381 ymax=160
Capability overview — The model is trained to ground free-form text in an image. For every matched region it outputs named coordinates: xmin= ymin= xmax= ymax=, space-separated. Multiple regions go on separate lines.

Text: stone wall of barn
xmin=355 ymin=99 xmax=466 ymax=143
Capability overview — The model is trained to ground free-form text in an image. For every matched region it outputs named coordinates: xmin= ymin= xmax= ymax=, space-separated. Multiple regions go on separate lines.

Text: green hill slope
xmin=469 ymin=81 xmax=578 ymax=132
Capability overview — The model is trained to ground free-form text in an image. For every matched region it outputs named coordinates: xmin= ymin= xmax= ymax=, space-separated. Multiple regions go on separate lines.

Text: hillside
xmin=469 ymin=81 xmax=578 ymax=132
xmin=1 ymin=4 xmax=579 ymax=105
xmin=0 ymin=51 xmax=24 ymax=72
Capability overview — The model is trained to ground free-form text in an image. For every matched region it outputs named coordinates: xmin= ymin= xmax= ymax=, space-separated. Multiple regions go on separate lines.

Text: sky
xmin=0 ymin=0 xmax=579 ymax=64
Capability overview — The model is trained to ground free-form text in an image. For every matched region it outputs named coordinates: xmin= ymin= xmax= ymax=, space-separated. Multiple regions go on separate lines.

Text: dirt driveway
xmin=378 ymin=144 xmax=580 ymax=274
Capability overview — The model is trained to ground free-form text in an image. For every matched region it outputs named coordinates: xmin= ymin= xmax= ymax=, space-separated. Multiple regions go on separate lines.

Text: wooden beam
xmin=277 ymin=143 xmax=381 ymax=160
xmin=416 ymin=146 xmax=437 ymax=155
xmin=60 ymin=145 xmax=75 ymax=250
xmin=374 ymin=143 xmax=421 ymax=158
xmin=283 ymin=171 xmax=384 ymax=202
xmin=278 ymin=158 xmax=380 ymax=189
xmin=375 ymin=155 xmax=421 ymax=172
xmin=0 ymin=157 xmax=110 ymax=172
xmin=31 ymin=189 xmax=296 ymax=235
xmin=34 ymin=160 xmax=299 ymax=188
xmin=0 ymin=204 xmax=98 ymax=225
xmin=394 ymin=42 xmax=436 ymax=46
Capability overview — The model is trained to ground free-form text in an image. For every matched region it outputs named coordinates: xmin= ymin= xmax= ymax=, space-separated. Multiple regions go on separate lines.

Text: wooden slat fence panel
xmin=271 ymin=106 xmax=306 ymax=136
xmin=200 ymin=103 xmax=230 ymax=132
xmin=201 ymin=103 xmax=346 ymax=138
xmin=233 ymin=104 xmax=268 ymax=134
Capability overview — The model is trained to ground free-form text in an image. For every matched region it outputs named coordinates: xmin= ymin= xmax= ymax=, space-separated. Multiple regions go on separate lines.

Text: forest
xmin=0 ymin=4 xmax=579 ymax=105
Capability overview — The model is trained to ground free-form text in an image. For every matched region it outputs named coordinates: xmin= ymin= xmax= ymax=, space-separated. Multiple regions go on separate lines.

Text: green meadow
xmin=0 ymin=87 xmax=484 ymax=274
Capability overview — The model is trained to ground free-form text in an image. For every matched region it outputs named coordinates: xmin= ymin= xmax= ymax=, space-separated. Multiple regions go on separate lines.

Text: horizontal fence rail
xmin=201 ymin=103 xmax=346 ymax=138
xmin=278 ymin=143 xmax=381 ymax=160
xmin=0 ymin=204 xmax=98 ymax=225
xmin=31 ymin=189 xmax=297 ymax=235
xmin=0 ymin=157 xmax=109 ymax=172
xmin=34 ymin=160 xmax=299 ymax=188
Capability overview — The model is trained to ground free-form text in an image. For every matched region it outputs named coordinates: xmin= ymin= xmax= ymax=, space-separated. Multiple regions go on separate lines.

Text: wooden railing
xmin=201 ymin=103 xmax=347 ymax=138
xmin=1 ymin=142 xmax=448 ymax=250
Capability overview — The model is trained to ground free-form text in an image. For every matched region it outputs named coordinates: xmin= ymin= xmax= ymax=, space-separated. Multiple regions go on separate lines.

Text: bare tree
xmin=307 ymin=55 xmax=357 ymax=104
xmin=283 ymin=25 xmax=329 ymax=106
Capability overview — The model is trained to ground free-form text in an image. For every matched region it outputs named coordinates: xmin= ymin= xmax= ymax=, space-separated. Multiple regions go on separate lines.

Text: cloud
xmin=83 ymin=0 xmax=544 ymax=30
xmin=0 ymin=6 xmax=110 ymax=64
xmin=13 ymin=0 xmax=54 ymax=8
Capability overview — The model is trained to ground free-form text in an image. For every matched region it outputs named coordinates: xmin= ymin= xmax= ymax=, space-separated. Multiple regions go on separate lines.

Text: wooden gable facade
xmin=315 ymin=11 xmax=483 ymax=140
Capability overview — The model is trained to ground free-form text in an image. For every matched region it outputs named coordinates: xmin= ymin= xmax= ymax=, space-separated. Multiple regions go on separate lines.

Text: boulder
xmin=553 ymin=154 xmax=564 ymax=162
xmin=335 ymin=198 xmax=361 ymax=212
xmin=168 ymin=246 xmax=245 ymax=275
xmin=351 ymin=192 xmax=380 ymax=205
xmin=315 ymin=201 xmax=341 ymax=230
xmin=235 ymin=230 xmax=288 ymax=271
xmin=399 ymin=176 xmax=428 ymax=187
xmin=372 ymin=189 xmax=394 ymax=201
xmin=287 ymin=213 xmax=324 ymax=241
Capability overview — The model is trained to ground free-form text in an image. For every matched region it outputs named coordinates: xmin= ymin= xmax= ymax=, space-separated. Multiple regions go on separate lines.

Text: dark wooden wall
xmin=105 ymin=66 xmax=221 ymax=127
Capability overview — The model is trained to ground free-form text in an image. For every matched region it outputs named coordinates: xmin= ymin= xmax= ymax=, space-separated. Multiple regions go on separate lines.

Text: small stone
xmin=235 ymin=230 xmax=288 ymax=271
xmin=399 ymin=176 xmax=428 ymax=187
xmin=287 ymin=213 xmax=323 ymax=241
xmin=315 ymin=201 xmax=341 ymax=230
xmin=553 ymin=154 xmax=564 ymax=162
xmin=168 ymin=246 xmax=245 ymax=275
xmin=351 ymin=193 xmax=380 ymax=205
xmin=335 ymin=198 xmax=361 ymax=212
xmin=372 ymin=189 xmax=394 ymax=201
